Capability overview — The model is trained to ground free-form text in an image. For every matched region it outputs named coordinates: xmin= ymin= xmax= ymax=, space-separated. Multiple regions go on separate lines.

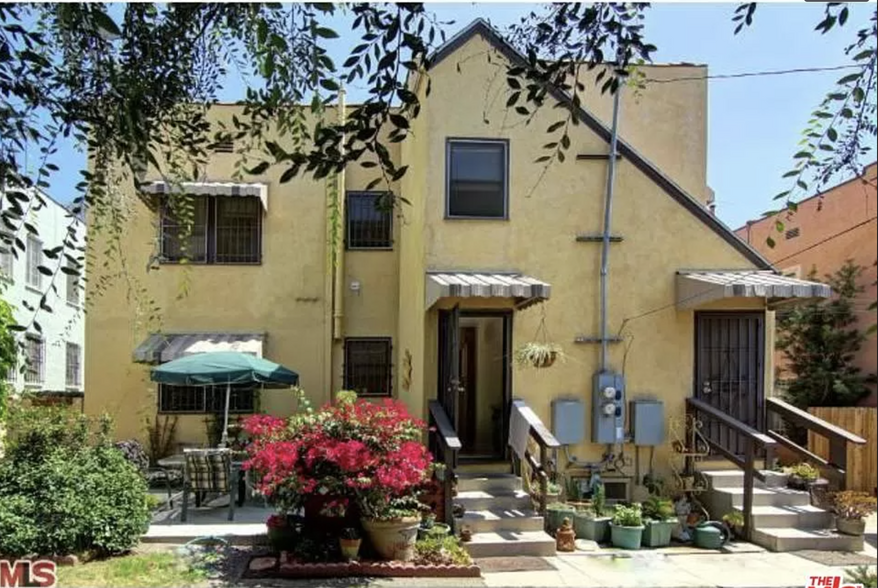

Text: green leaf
xmin=314 ymin=27 xmax=339 ymax=39
xmin=92 ymin=10 xmax=121 ymax=38
xmin=827 ymin=127 xmax=838 ymax=142
xmin=547 ymin=120 xmax=565 ymax=133
xmin=279 ymin=166 xmax=297 ymax=183
xmin=766 ymin=236 xmax=776 ymax=249
xmin=246 ymin=162 xmax=271 ymax=175
xmin=320 ymin=78 xmax=340 ymax=92
xmin=506 ymin=92 xmax=520 ymax=108
xmin=837 ymin=73 xmax=860 ymax=85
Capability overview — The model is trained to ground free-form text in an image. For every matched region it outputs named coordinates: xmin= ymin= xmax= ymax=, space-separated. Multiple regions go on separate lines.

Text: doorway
xmin=438 ymin=309 xmax=511 ymax=460
xmin=694 ymin=312 xmax=765 ymax=456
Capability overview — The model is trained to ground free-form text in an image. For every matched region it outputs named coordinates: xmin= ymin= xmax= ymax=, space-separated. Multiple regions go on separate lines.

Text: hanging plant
xmin=514 ymin=307 xmax=564 ymax=368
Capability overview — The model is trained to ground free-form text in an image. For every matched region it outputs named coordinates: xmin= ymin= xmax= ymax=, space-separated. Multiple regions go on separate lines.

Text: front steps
xmin=700 ymin=470 xmax=863 ymax=553
xmin=455 ymin=472 xmax=555 ymax=558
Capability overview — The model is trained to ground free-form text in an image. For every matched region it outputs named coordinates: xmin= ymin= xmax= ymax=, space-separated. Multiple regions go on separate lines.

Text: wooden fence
xmin=808 ymin=407 xmax=877 ymax=494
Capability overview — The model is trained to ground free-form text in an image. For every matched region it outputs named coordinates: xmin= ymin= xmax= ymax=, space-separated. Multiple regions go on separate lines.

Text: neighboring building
xmin=736 ymin=163 xmax=878 ymax=406
xmin=87 ymin=21 xmax=827 ymax=481
xmin=1 ymin=188 xmax=86 ymax=401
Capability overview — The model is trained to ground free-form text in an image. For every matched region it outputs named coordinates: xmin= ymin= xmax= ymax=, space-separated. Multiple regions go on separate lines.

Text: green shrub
xmin=414 ymin=535 xmax=471 ymax=566
xmin=642 ymin=495 xmax=674 ymax=521
xmin=0 ymin=407 xmax=150 ymax=557
xmin=611 ymin=503 xmax=643 ymax=527
xmin=847 ymin=565 xmax=877 ymax=588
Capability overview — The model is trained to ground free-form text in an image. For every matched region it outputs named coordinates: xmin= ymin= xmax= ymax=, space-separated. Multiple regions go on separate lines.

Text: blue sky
xmin=43 ymin=2 xmax=874 ymax=230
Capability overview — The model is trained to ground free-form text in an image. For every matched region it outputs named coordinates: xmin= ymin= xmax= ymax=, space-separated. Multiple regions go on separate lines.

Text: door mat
xmin=242 ymin=554 xmax=481 ymax=579
xmin=474 ymin=556 xmax=556 ymax=573
xmin=792 ymin=550 xmax=876 ymax=566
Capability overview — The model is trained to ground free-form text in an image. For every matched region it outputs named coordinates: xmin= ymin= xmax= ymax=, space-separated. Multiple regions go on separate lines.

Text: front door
xmin=695 ymin=312 xmax=765 ymax=456
xmin=458 ymin=327 xmax=478 ymax=451
xmin=438 ymin=305 xmax=461 ymax=429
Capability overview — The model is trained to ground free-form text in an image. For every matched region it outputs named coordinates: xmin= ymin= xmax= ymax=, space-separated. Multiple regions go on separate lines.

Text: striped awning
xmin=426 ymin=271 xmax=551 ymax=309
xmin=140 ymin=181 xmax=269 ymax=210
xmin=133 ymin=332 xmax=265 ymax=364
xmin=676 ymin=270 xmax=831 ymax=309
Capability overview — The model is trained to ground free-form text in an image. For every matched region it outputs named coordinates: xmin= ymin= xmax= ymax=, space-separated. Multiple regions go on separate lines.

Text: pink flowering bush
xmin=243 ymin=395 xmax=433 ymax=519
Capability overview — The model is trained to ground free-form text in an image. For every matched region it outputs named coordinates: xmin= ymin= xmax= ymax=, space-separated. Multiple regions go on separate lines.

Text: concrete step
xmin=462 ymin=530 xmax=556 ymax=558
xmin=714 ymin=486 xmax=811 ymax=508
xmin=752 ymin=527 xmax=864 ymax=552
xmin=701 ymin=470 xmax=787 ymax=489
xmin=457 ymin=462 xmax=513 ymax=475
xmin=455 ymin=507 xmax=544 ymax=533
xmin=457 ymin=473 xmax=521 ymax=494
xmin=744 ymin=505 xmax=834 ymax=529
xmin=456 ymin=489 xmax=532 ymax=512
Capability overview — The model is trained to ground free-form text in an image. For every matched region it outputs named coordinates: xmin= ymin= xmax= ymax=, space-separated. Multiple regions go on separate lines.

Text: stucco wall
xmin=736 ymin=163 xmax=877 ymax=406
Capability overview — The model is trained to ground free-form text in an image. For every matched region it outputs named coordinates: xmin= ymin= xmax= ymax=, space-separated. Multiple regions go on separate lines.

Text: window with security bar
xmin=0 ymin=236 xmax=13 ymax=281
xmin=160 ymin=195 xmax=261 ymax=264
xmin=26 ymin=235 xmax=43 ymax=289
xmin=66 ymin=342 xmax=82 ymax=389
xmin=344 ymin=338 xmax=393 ymax=397
xmin=24 ymin=335 xmax=44 ymax=386
xmin=158 ymin=383 xmax=256 ymax=414
xmin=346 ymin=191 xmax=393 ymax=249
xmin=66 ymin=261 xmax=81 ymax=305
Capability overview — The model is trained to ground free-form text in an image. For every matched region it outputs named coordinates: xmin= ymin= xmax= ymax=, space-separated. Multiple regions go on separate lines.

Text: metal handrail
xmin=428 ymin=400 xmax=461 ymax=526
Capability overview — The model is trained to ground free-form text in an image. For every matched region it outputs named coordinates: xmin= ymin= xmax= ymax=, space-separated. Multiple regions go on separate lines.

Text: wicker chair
xmin=181 ymin=448 xmax=235 ymax=522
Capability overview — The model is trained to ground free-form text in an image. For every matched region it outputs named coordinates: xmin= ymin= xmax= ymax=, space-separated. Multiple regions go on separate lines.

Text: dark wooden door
xmin=438 ymin=305 xmax=461 ymax=426
xmin=695 ymin=312 xmax=765 ymax=456
xmin=458 ymin=327 xmax=478 ymax=451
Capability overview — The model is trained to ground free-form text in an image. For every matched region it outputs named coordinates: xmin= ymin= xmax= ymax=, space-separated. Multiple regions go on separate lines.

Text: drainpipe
xmin=599 ymin=82 xmax=623 ymax=372
xmin=332 ymin=87 xmax=347 ymax=340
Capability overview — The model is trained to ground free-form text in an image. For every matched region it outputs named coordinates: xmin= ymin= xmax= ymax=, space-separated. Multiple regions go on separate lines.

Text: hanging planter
xmin=514 ymin=308 xmax=564 ymax=369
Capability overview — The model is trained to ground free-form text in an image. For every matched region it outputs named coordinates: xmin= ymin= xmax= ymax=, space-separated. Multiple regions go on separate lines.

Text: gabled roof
xmin=427 ymin=19 xmax=772 ymax=270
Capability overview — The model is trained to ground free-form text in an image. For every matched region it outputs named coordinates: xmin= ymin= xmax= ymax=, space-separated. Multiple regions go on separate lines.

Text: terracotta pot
xmin=339 ymin=537 xmax=361 ymax=561
xmin=361 ymin=516 xmax=420 ymax=561
xmin=837 ymin=517 xmax=866 ymax=536
xmin=533 ymin=352 xmax=557 ymax=368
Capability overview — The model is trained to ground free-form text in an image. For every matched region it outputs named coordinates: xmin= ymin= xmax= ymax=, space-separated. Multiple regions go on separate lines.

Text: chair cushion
xmin=184 ymin=449 xmax=231 ymax=492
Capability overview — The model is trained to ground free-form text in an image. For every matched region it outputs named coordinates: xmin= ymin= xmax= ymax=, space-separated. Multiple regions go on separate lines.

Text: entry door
xmin=458 ymin=327 xmax=478 ymax=450
xmin=438 ymin=305 xmax=461 ymax=425
xmin=695 ymin=312 xmax=765 ymax=456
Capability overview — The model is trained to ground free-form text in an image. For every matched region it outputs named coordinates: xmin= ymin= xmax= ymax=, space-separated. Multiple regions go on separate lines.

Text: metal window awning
xmin=133 ymin=332 xmax=265 ymax=364
xmin=426 ymin=271 xmax=551 ymax=309
xmin=676 ymin=270 xmax=831 ymax=310
xmin=140 ymin=181 xmax=269 ymax=210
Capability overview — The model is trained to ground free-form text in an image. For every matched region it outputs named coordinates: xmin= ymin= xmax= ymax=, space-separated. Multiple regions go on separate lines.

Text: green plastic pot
xmin=693 ymin=522 xmax=729 ymax=550
xmin=546 ymin=504 xmax=577 ymax=536
xmin=610 ymin=523 xmax=644 ymax=550
xmin=642 ymin=519 xmax=677 ymax=548
xmin=579 ymin=516 xmax=612 ymax=543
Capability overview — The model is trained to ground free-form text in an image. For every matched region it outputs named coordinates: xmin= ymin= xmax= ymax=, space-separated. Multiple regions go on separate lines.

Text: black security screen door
xmin=438 ymin=305 xmax=461 ymax=421
xmin=695 ymin=312 xmax=765 ymax=456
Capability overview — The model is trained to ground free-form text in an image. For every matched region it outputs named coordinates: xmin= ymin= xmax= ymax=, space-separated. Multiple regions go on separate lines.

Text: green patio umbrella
xmin=151 ymin=351 xmax=299 ymax=446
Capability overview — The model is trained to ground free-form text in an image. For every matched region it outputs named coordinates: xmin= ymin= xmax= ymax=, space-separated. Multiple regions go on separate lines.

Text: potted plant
xmin=265 ymin=514 xmax=298 ymax=553
xmin=514 ymin=342 xmax=563 ymax=368
xmin=641 ymin=495 xmax=677 ymax=548
xmin=361 ymin=496 xmax=423 ymax=561
xmin=831 ymin=491 xmax=878 ymax=536
xmin=564 ymin=475 xmax=589 ymax=510
xmin=546 ymin=502 xmax=577 ymax=536
xmin=785 ymin=462 xmax=819 ymax=491
xmin=722 ymin=511 xmax=745 ymax=540
xmin=339 ymin=527 xmax=361 ymax=561
xmin=610 ymin=503 xmax=645 ymax=550
xmin=576 ymin=483 xmax=612 ymax=543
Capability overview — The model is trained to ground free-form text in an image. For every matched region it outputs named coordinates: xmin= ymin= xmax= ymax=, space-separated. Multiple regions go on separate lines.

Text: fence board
xmin=808 ymin=407 xmax=877 ymax=493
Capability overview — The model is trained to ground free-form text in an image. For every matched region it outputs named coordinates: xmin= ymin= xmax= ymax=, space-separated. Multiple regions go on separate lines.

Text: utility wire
xmin=644 ymin=64 xmax=860 ymax=84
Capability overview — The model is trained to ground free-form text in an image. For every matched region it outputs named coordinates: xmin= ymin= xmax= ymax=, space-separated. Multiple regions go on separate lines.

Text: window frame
xmin=445 ymin=138 xmax=510 ymax=220
xmin=345 ymin=191 xmax=394 ymax=250
xmin=24 ymin=334 xmax=45 ymax=387
xmin=26 ymin=235 xmax=43 ymax=290
xmin=159 ymin=195 xmax=262 ymax=265
xmin=65 ymin=342 xmax=82 ymax=390
xmin=343 ymin=337 xmax=393 ymax=398
xmin=157 ymin=382 xmax=257 ymax=415
xmin=66 ymin=261 xmax=81 ymax=306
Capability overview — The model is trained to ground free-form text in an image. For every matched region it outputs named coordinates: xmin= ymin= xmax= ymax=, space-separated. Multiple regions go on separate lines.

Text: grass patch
xmin=56 ymin=552 xmax=208 ymax=588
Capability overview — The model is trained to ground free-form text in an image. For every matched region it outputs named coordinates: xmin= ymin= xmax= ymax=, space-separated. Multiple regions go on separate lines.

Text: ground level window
xmin=158 ymin=383 xmax=256 ymax=414
xmin=24 ymin=335 xmax=44 ymax=386
xmin=344 ymin=338 xmax=392 ymax=397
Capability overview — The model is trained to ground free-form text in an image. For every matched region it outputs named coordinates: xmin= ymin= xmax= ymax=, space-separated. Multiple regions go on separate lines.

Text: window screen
xmin=26 ymin=235 xmax=42 ymax=289
xmin=447 ymin=140 xmax=508 ymax=218
xmin=215 ymin=197 xmax=261 ymax=263
xmin=347 ymin=192 xmax=393 ymax=249
xmin=161 ymin=197 xmax=209 ymax=262
xmin=158 ymin=383 xmax=256 ymax=414
xmin=160 ymin=196 xmax=261 ymax=264
xmin=344 ymin=338 xmax=392 ymax=397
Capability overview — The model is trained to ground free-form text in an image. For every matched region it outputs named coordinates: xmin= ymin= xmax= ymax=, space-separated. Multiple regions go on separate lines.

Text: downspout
xmin=332 ymin=88 xmax=347 ymax=340
xmin=599 ymin=83 xmax=623 ymax=372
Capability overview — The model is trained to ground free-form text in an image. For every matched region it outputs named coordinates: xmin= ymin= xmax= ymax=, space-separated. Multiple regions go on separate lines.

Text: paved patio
xmin=145 ymin=491 xmax=271 ymax=545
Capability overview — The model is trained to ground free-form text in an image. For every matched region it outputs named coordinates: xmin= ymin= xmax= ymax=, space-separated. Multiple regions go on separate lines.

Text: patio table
xmin=157 ymin=453 xmax=249 ymax=507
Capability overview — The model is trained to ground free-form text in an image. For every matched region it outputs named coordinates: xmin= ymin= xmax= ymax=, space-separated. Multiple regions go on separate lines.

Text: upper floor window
xmin=24 ymin=335 xmax=44 ymax=386
xmin=346 ymin=191 xmax=393 ymax=249
xmin=160 ymin=195 xmax=261 ymax=264
xmin=66 ymin=342 xmax=82 ymax=389
xmin=0 ymin=238 xmax=13 ymax=281
xmin=26 ymin=235 xmax=42 ymax=289
xmin=66 ymin=261 xmax=81 ymax=306
xmin=344 ymin=337 xmax=392 ymax=397
xmin=446 ymin=139 xmax=508 ymax=219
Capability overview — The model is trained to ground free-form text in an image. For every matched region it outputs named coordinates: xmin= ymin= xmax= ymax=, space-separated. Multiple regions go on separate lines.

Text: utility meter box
xmin=552 ymin=398 xmax=585 ymax=445
xmin=629 ymin=399 xmax=665 ymax=446
xmin=592 ymin=371 xmax=625 ymax=444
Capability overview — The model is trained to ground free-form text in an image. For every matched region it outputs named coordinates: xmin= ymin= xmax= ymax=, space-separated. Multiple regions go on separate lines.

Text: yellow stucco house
xmin=86 ymin=20 xmax=832 ymax=530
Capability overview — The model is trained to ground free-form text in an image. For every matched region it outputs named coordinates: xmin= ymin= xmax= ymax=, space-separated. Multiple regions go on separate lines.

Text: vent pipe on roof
xmin=599 ymin=82 xmax=623 ymax=372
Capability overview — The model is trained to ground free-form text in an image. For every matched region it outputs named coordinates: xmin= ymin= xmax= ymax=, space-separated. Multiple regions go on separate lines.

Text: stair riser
xmin=751 ymin=512 xmax=834 ymax=529
xmin=457 ymin=496 xmax=533 ymax=511
xmin=464 ymin=541 xmax=555 ymax=558
xmin=456 ymin=516 xmax=544 ymax=533
xmin=457 ymin=479 xmax=522 ymax=494
xmin=752 ymin=530 xmax=864 ymax=553
xmin=727 ymin=493 xmax=811 ymax=508
xmin=703 ymin=473 xmax=788 ymax=489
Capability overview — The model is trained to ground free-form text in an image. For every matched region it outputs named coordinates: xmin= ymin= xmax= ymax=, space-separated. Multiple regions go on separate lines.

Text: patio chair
xmin=181 ymin=448 xmax=235 ymax=522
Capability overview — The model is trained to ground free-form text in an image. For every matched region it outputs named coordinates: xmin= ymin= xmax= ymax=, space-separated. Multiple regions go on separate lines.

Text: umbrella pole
xmin=220 ymin=381 xmax=231 ymax=448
